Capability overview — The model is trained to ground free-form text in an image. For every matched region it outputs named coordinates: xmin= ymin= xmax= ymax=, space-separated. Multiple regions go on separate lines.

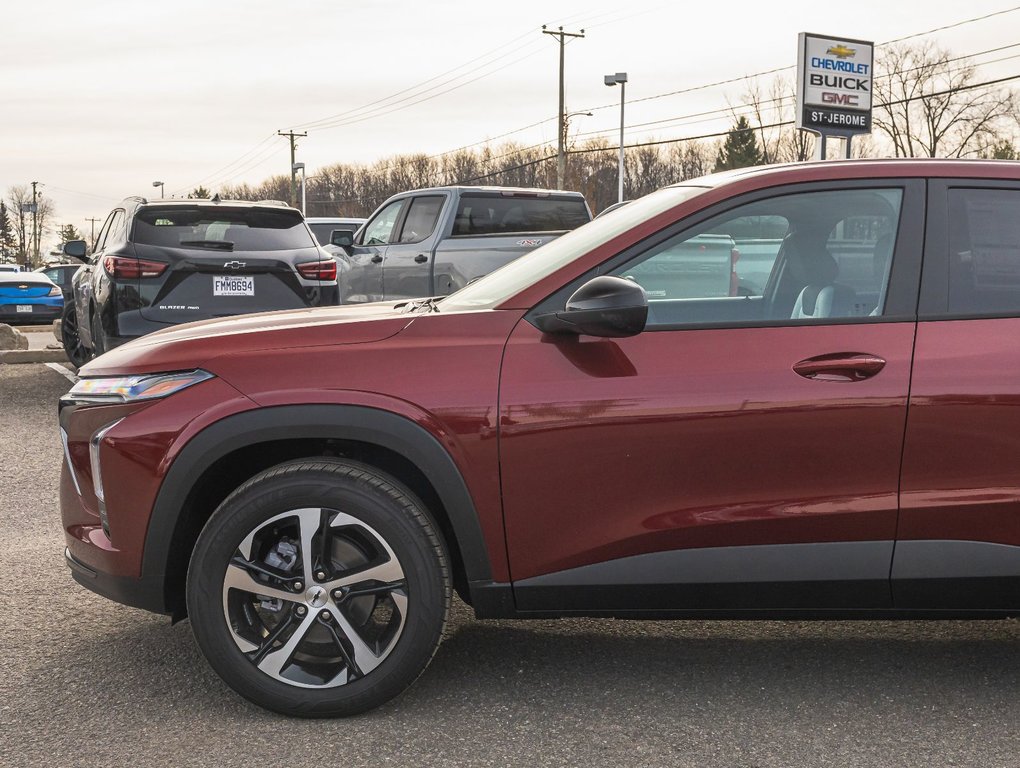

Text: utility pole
xmin=86 ymin=217 xmax=102 ymax=251
xmin=278 ymin=130 xmax=308 ymax=208
xmin=30 ymin=181 xmax=39 ymax=267
xmin=542 ymin=25 xmax=584 ymax=190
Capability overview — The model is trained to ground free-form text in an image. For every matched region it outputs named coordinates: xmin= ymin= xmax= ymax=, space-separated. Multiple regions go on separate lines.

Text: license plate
xmin=213 ymin=276 xmax=254 ymax=297
xmin=16 ymin=305 xmax=32 ymax=313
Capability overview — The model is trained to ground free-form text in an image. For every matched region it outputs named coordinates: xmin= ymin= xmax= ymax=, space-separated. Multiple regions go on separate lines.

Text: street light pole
xmin=152 ymin=181 xmax=165 ymax=199
xmin=293 ymin=163 xmax=306 ymax=216
xmin=604 ymin=72 xmax=628 ymax=204
xmin=30 ymin=181 xmax=39 ymax=266
xmin=561 ymin=110 xmax=592 ymax=185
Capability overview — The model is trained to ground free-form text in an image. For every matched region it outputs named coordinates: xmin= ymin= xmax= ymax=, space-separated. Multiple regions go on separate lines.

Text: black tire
xmin=90 ymin=307 xmax=107 ymax=358
xmin=186 ymin=459 xmax=451 ymax=717
xmin=60 ymin=301 xmax=90 ymax=368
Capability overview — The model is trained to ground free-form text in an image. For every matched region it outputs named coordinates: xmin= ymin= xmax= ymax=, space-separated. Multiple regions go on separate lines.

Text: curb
xmin=11 ymin=326 xmax=52 ymax=333
xmin=0 ymin=349 xmax=70 ymax=364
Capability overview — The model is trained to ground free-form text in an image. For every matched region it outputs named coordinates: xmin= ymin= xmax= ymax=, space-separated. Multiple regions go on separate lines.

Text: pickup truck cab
xmin=337 ymin=186 xmax=591 ymax=303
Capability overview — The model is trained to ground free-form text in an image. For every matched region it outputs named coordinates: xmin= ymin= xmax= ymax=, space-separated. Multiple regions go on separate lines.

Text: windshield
xmin=440 ymin=185 xmax=709 ymax=310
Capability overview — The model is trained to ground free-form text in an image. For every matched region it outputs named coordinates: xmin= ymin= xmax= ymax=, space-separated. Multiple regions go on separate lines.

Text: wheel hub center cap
xmin=305 ymin=586 xmax=328 ymax=608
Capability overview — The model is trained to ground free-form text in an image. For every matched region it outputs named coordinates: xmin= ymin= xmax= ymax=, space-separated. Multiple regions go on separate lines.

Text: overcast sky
xmin=3 ymin=0 xmax=1018 ymax=241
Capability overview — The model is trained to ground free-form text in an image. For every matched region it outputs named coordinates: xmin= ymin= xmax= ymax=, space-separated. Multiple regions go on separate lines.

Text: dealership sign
xmin=796 ymin=32 xmax=874 ymax=136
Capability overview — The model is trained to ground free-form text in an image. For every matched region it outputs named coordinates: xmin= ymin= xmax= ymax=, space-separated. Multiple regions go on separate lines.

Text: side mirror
xmin=533 ymin=275 xmax=647 ymax=338
xmin=330 ymin=229 xmax=355 ymax=248
xmin=63 ymin=240 xmax=88 ymax=262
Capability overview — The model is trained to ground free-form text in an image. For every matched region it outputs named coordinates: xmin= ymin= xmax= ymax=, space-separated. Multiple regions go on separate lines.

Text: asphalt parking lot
xmin=2 ymin=361 xmax=1019 ymax=768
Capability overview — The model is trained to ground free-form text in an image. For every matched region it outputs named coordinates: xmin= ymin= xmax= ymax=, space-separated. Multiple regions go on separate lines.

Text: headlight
xmin=68 ymin=370 xmax=214 ymax=404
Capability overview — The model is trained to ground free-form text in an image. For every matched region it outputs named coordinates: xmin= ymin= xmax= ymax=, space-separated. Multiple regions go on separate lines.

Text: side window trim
xmin=93 ymin=211 xmax=117 ymax=256
xmin=526 ymin=178 xmax=925 ymax=331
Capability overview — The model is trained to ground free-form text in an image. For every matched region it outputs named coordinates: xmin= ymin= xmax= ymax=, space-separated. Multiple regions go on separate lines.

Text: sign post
xmin=796 ymin=33 xmax=874 ymax=159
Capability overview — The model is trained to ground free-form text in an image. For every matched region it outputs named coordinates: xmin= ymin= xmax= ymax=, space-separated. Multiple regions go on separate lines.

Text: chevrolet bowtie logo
xmin=222 ymin=261 xmax=246 ymax=269
xmin=827 ymin=44 xmax=856 ymax=59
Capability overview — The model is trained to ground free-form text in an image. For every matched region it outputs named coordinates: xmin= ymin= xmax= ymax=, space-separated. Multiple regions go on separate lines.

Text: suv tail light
xmin=103 ymin=255 xmax=167 ymax=279
xmin=296 ymin=259 xmax=337 ymax=281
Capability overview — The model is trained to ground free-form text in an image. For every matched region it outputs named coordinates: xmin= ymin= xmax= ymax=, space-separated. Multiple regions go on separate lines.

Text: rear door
xmin=132 ymin=205 xmax=324 ymax=325
xmin=77 ymin=209 xmax=121 ymax=346
xmin=894 ymin=179 xmax=1020 ymax=608
xmin=500 ymin=180 xmax=924 ymax=612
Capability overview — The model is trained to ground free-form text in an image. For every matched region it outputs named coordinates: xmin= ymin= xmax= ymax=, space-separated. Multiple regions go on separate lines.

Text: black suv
xmin=61 ymin=197 xmax=338 ymax=365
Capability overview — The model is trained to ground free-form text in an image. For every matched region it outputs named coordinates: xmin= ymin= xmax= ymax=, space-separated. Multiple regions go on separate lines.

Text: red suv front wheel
xmin=186 ymin=459 xmax=451 ymax=717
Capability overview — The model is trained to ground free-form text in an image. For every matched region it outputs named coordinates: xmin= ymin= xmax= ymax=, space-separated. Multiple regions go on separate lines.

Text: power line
xmin=397 ymin=14 xmax=1020 ymax=169
xmin=172 ymin=133 xmax=276 ymax=195
xmin=291 ymin=29 xmax=542 ymax=131
xmin=184 ymin=6 xmax=1020 ymax=193
xmin=457 ymin=70 xmax=1020 ymax=181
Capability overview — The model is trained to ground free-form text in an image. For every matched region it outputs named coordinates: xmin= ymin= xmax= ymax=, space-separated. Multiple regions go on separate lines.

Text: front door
xmin=343 ymin=199 xmax=405 ymax=304
xmin=499 ymin=181 xmax=924 ymax=612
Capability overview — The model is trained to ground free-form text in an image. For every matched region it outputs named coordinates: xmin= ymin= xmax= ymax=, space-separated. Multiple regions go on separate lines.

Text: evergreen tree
xmin=983 ymin=140 xmax=1018 ymax=160
xmin=0 ymin=202 xmax=16 ymax=263
xmin=188 ymin=186 xmax=211 ymax=199
xmin=57 ymin=223 xmax=84 ymax=243
xmin=714 ymin=116 xmax=764 ymax=172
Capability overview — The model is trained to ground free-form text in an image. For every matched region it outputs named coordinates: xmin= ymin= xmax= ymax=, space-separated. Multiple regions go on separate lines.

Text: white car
xmin=305 ymin=217 xmax=366 ymax=248
xmin=305 ymin=217 xmax=366 ymax=276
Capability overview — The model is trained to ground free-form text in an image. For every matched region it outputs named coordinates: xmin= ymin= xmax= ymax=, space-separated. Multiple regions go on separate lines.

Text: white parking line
xmin=44 ymin=362 xmax=79 ymax=384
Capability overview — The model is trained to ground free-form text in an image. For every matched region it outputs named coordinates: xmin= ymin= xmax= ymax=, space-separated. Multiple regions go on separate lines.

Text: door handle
xmin=370 ymin=255 xmax=383 ymax=264
xmin=793 ymin=352 xmax=886 ymax=382
xmin=414 ymin=254 xmax=428 ymax=264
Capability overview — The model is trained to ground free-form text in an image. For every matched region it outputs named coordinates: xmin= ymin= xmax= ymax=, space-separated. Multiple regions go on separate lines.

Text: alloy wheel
xmin=221 ymin=506 xmax=408 ymax=689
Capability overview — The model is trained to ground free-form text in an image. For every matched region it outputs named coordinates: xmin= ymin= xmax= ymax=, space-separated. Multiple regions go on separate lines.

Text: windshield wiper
xmin=179 ymin=240 xmax=234 ymax=251
xmin=395 ymin=296 xmax=442 ymax=314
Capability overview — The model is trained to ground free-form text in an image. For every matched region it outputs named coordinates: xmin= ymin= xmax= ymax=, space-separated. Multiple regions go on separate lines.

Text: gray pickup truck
xmin=331 ymin=186 xmax=591 ymax=303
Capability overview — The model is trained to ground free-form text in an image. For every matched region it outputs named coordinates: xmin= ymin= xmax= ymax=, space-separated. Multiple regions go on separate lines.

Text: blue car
xmin=0 ymin=271 xmax=63 ymax=324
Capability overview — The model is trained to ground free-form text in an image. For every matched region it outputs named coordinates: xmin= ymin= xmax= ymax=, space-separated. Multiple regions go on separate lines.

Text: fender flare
xmin=141 ymin=404 xmax=493 ymax=588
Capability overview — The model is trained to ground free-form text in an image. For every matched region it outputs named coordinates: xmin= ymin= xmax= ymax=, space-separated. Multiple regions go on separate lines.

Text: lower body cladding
xmin=505 ymin=540 xmax=1020 ymax=618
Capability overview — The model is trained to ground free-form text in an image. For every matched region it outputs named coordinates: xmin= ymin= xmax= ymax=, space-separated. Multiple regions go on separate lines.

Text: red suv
xmin=59 ymin=159 xmax=1020 ymax=716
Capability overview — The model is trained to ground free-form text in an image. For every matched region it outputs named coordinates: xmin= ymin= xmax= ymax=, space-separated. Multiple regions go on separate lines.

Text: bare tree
xmin=873 ymin=42 xmax=1016 ymax=158
xmin=741 ymin=76 xmax=814 ymax=163
xmin=6 ymin=184 xmax=30 ymax=261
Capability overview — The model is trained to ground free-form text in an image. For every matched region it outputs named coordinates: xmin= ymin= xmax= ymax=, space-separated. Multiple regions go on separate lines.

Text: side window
xmin=44 ymin=268 xmax=63 ymax=285
xmin=610 ymin=188 xmax=901 ymax=328
xmin=948 ymin=189 xmax=1020 ymax=315
xmin=360 ymin=200 xmax=406 ymax=246
xmin=397 ymin=196 xmax=443 ymax=243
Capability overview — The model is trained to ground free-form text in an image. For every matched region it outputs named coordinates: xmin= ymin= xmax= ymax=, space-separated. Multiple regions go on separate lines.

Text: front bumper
xmin=59 ymin=375 xmax=255 ymax=616
xmin=64 ymin=547 xmax=167 ymax=613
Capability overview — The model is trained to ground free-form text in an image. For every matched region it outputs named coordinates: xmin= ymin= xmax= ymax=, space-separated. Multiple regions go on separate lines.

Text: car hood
xmin=81 ymin=302 xmax=413 ymax=376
